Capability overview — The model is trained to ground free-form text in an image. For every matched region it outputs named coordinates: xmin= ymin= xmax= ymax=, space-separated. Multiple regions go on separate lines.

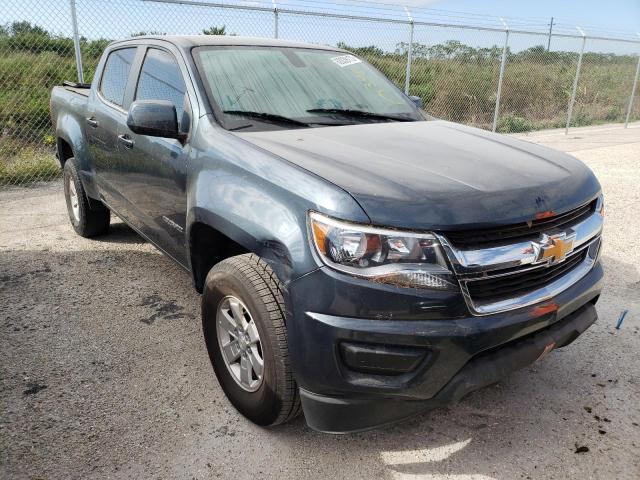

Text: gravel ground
xmin=1 ymin=123 xmax=639 ymax=480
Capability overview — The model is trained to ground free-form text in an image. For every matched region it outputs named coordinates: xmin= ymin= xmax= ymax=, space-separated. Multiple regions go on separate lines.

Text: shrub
xmin=498 ymin=115 xmax=536 ymax=133
xmin=1 ymin=25 xmax=638 ymax=185
xmin=0 ymin=145 xmax=60 ymax=185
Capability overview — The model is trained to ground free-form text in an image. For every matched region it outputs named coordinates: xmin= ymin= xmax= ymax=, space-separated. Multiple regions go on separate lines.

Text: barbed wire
xmin=150 ymin=0 xmax=640 ymax=40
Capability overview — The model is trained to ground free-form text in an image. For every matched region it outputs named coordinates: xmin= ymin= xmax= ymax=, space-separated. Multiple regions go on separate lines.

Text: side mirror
xmin=126 ymin=100 xmax=184 ymax=140
xmin=409 ymin=96 xmax=423 ymax=109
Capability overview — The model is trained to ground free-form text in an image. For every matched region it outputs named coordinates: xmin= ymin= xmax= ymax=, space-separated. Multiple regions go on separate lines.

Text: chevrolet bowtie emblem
xmin=532 ymin=232 xmax=576 ymax=265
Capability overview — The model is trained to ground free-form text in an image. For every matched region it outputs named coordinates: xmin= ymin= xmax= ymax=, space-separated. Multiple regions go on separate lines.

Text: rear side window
xmin=100 ymin=48 xmax=136 ymax=107
xmin=135 ymin=48 xmax=187 ymax=127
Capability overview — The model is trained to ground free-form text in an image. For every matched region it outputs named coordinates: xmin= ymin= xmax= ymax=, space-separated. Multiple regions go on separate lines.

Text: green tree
xmin=9 ymin=21 xmax=49 ymax=37
xmin=203 ymin=26 xmax=226 ymax=35
xmin=336 ymin=42 xmax=384 ymax=57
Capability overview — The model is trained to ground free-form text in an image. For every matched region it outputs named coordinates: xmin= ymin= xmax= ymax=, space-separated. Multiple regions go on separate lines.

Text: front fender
xmin=185 ymin=122 xmax=369 ymax=285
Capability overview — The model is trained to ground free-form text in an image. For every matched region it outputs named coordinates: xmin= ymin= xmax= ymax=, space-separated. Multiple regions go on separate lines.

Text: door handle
xmin=86 ymin=117 xmax=98 ymax=128
xmin=118 ymin=134 xmax=134 ymax=149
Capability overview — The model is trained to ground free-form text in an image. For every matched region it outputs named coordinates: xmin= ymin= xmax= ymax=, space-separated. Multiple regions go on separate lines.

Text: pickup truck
xmin=50 ymin=35 xmax=604 ymax=433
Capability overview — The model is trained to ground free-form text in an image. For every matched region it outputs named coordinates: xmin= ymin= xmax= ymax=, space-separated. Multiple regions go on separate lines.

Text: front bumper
xmin=287 ymin=261 xmax=603 ymax=433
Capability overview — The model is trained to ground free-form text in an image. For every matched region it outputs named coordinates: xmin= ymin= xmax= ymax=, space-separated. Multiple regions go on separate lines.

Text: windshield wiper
xmin=223 ymin=110 xmax=311 ymax=127
xmin=306 ymin=108 xmax=415 ymax=122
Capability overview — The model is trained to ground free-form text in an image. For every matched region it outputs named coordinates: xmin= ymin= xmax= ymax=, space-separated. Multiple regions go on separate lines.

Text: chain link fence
xmin=1 ymin=0 xmax=639 ymax=186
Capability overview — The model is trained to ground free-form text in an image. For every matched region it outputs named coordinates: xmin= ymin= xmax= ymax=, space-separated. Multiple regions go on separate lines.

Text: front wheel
xmin=201 ymin=254 xmax=301 ymax=426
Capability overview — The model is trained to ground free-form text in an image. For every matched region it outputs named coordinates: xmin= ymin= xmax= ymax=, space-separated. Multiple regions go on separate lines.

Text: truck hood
xmin=237 ymin=120 xmax=600 ymax=230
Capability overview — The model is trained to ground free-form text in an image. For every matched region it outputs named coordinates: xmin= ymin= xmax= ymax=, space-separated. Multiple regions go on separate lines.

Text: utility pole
xmin=69 ymin=0 xmax=84 ymax=83
xmin=492 ymin=18 xmax=509 ymax=132
xmin=547 ymin=16 xmax=554 ymax=51
xmin=404 ymin=7 xmax=413 ymax=95
xmin=566 ymin=27 xmax=586 ymax=134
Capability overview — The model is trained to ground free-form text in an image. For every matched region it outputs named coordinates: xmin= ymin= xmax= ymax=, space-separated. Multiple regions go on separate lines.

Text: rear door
xmin=86 ymin=46 xmax=139 ymax=207
xmin=114 ymin=45 xmax=192 ymax=265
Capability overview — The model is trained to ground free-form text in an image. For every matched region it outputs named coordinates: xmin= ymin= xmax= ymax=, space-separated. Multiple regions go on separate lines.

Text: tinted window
xmin=100 ymin=48 xmax=136 ymax=106
xmin=136 ymin=48 xmax=187 ymax=126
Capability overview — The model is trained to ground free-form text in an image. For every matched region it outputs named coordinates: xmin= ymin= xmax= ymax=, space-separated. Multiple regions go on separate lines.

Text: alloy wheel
xmin=216 ymin=295 xmax=264 ymax=392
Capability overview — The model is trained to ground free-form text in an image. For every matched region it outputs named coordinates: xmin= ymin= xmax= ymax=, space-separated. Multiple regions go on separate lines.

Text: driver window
xmin=135 ymin=48 xmax=190 ymax=133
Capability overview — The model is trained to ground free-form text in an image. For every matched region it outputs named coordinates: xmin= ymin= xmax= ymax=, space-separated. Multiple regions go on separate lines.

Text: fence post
xmin=492 ymin=19 xmax=509 ymax=133
xmin=624 ymin=47 xmax=640 ymax=127
xmin=272 ymin=0 xmax=279 ymax=39
xmin=566 ymin=27 xmax=586 ymax=134
xmin=69 ymin=0 xmax=84 ymax=83
xmin=404 ymin=7 xmax=413 ymax=95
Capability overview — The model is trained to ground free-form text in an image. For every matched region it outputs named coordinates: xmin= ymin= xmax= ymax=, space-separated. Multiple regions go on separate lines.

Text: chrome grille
xmin=465 ymin=248 xmax=588 ymax=303
xmin=438 ymin=196 xmax=604 ymax=316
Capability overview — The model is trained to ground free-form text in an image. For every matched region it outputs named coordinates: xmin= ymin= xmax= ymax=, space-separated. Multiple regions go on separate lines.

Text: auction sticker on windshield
xmin=330 ymin=54 xmax=362 ymax=67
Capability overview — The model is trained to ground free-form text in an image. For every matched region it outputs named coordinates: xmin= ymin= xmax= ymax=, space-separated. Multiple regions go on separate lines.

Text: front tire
xmin=63 ymin=158 xmax=110 ymax=238
xmin=202 ymin=254 xmax=301 ymax=426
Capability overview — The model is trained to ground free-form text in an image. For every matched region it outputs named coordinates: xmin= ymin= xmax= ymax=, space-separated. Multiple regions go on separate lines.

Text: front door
xmin=114 ymin=46 xmax=191 ymax=265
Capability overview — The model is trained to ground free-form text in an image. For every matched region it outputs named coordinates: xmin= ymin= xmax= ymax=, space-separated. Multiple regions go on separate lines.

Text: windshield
xmin=192 ymin=46 xmax=423 ymax=130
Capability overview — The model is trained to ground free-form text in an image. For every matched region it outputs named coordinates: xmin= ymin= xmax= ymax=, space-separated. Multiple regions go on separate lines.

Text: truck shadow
xmin=91 ymin=220 xmax=147 ymax=245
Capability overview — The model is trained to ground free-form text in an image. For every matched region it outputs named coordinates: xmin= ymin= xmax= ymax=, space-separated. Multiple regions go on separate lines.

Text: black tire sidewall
xmin=63 ymin=158 xmax=109 ymax=237
xmin=63 ymin=159 xmax=83 ymax=231
xmin=202 ymin=267 xmax=284 ymax=426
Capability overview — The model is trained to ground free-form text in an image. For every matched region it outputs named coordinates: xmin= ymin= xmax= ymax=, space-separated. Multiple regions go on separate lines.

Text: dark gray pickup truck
xmin=50 ymin=35 xmax=604 ymax=433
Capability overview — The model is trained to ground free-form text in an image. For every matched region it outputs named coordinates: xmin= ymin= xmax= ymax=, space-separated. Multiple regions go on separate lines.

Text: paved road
xmin=1 ymin=123 xmax=639 ymax=479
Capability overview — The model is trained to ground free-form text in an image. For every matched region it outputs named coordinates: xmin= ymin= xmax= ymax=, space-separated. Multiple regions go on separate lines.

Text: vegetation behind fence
xmin=1 ymin=0 xmax=639 ymax=186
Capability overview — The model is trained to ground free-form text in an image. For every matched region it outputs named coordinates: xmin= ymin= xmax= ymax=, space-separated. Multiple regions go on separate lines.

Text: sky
xmin=414 ymin=0 xmax=640 ymax=38
xmin=2 ymin=0 xmax=639 ymax=54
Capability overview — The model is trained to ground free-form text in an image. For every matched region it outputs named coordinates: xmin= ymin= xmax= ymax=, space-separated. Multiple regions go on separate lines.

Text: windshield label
xmin=330 ymin=55 xmax=362 ymax=67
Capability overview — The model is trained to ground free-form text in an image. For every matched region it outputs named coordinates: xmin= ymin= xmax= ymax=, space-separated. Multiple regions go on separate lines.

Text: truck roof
xmin=111 ymin=35 xmax=346 ymax=52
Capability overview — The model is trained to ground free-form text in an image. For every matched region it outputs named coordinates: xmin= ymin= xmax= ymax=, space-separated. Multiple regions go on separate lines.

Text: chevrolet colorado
xmin=50 ymin=36 xmax=604 ymax=433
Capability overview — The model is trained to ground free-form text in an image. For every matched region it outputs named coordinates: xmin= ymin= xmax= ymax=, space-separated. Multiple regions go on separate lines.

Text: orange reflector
xmin=531 ymin=302 xmax=558 ymax=317
xmin=534 ymin=210 xmax=555 ymax=220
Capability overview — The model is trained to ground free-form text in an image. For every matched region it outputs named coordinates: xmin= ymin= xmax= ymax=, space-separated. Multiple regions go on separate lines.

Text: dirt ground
xmin=1 ymin=123 xmax=639 ymax=479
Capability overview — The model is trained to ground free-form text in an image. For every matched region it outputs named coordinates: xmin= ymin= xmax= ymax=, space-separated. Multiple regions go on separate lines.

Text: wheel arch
xmin=189 ymin=221 xmax=250 ymax=292
xmin=55 ymin=110 xmax=91 ymax=171
xmin=57 ymin=137 xmax=74 ymax=166
xmin=186 ymin=205 xmax=305 ymax=294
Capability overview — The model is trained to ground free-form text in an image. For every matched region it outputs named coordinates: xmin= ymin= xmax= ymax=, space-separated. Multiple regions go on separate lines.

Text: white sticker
xmin=330 ymin=54 xmax=362 ymax=67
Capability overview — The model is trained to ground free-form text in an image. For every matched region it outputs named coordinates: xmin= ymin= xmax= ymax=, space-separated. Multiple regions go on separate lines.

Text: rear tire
xmin=202 ymin=254 xmax=301 ymax=426
xmin=63 ymin=158 xmax=110 ymax=238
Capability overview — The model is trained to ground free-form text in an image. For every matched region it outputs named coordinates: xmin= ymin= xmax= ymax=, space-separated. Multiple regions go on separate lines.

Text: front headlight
xmin=309 ymin=212 xmax=457 ymax=290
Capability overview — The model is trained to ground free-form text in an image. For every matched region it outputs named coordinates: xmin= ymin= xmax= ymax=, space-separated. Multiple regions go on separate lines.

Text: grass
xmin=0 ymin=145 xmax=60 ymax=186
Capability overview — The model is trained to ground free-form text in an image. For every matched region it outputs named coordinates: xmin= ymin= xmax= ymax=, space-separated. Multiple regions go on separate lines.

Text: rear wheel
xmin=63 ymin=158 xmax=110 ymax=238
xmin=202 ymin=254 xmax=301 ymax=426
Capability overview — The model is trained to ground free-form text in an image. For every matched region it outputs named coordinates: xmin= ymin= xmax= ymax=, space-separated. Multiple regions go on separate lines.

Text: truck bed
xmin=50 ymin=83 xmax=90 ymax=134
xmin=63 ymin=86 xmax=89 ymax=98
xmin=61 ymin=80 xmax=90 ymax=97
